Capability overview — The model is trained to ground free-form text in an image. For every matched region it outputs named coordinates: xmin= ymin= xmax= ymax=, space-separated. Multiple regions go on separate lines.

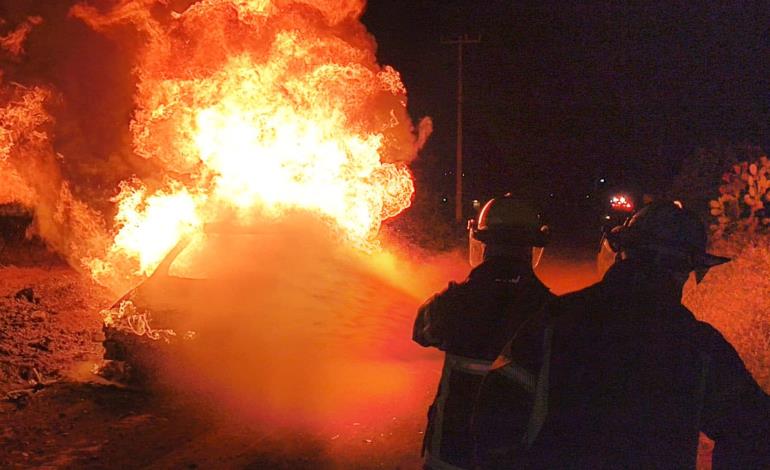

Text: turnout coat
xmin=515 ymin=259 xmax=770 ymax=469
xmin=413 ymin=256 xmax=553 ymax=470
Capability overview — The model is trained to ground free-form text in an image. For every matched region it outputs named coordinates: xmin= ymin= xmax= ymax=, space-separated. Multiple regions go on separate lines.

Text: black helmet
xmin=471 ymin=194 xmax=549 ymax=247
xmin=607 ymin=201 xmax=730 ymax=272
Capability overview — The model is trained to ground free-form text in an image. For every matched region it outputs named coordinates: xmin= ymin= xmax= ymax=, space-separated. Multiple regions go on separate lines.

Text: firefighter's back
xmin=526 ymin=262 xmax=770 ymax=468
xmin=415 ymin=257 xmax=552 ymax=470
xmin=541 ymin=297 xmax=705 ymax=467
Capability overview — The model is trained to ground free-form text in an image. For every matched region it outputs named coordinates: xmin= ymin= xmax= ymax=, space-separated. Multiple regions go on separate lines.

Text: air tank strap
xmin=445 ymin=353 xmax=493 ymax=375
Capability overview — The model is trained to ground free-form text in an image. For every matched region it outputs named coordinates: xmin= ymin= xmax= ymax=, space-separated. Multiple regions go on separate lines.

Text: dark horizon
xmin=363 ymin=1 xmax=770 ymax=210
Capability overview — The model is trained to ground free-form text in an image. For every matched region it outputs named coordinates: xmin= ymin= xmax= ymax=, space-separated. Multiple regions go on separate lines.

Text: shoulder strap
xmin=694 ymin=351 xmax=710 ymax=433
xmin=491 ymin=296 xmax=553 ymax=370
xmin=523 ymin=319 xmax=554 ymax=447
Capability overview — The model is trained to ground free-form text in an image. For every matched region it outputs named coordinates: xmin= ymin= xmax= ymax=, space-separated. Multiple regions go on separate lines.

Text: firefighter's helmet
xmin=607 ymin=201 xmax=730 ymax=281
xmin=468 ymin=194 xmax=549 ymax=267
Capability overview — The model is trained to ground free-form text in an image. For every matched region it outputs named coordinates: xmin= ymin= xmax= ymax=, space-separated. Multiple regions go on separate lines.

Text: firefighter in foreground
xmin=413 ymin=194 xmax=553 ymax=470
xmin=492 ymin=201 xmax=770 ymax=468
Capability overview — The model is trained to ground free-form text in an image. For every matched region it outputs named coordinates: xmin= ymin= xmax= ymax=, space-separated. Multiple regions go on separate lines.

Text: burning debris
xmin=13 ymin=287 xmax=37 ymax=304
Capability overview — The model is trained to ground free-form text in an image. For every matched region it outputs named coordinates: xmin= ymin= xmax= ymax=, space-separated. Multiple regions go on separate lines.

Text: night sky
xmin=2 ymin=0 xmax=767 ymax=226
xmin=362 ymin=1 xmax=770 ymax=213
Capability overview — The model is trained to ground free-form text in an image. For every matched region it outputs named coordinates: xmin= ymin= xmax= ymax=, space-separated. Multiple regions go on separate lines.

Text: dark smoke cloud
xmin=1 ymin=0 xmax=161 ymax=214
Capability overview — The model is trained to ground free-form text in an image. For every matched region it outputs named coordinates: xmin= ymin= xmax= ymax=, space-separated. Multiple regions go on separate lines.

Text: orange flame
xmin=68 ymin=0 xmax=424 ymax=289
xmin=0 ymin=1 xmax=428 ymax=291
xmin=0 ymin=81 xmax=52 ymax=207
xmin=0 ymin=16 xmax=43 ymax=58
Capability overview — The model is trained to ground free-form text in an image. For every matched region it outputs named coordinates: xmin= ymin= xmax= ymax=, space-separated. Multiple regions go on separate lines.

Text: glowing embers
xmin=610 ymin=194 xmax=634 ymax=212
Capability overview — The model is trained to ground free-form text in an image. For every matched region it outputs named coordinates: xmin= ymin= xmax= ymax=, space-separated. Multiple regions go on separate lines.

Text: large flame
xmin=65 ymin=0 xmax=424 ymax=288
xmin=0 ymin=83 xmax=49 ymax=207
xmin=0 ymin=1 xmax=428 ymax=291
xmin=0 ymin=2 xmax=441 ymax=435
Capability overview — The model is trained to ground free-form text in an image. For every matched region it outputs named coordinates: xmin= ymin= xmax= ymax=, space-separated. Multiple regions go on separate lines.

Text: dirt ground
xmin=0 ymin=379 xmax=431 ymax=469
xmin=0 ymin=253 xmax=436 ymax=469
xmin=0 ymin=236 xmax=715 ymax=469
xmin=0 ymin=265 xmax=109 ymax=396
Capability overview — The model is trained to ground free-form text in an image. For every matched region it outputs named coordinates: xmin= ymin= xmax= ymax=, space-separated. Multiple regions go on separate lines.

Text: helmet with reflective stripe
xmin=473 ymin=194 xmax=549 ymax=247
xmin=468 ymin=194 xmax=549 ymax=268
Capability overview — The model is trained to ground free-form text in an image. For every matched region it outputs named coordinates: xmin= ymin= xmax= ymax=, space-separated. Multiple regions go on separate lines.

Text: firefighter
xmin=413 ymin=194 xmax=553 ymax=470
xmin=514 ymin=201 xmax=770 ymax=468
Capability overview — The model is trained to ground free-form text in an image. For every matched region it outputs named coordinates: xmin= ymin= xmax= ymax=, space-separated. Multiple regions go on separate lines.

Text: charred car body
xmin=99 ymin=218 xmax=403 ymax=387
xmin=101 ymin=222 xmax=323 ymax=385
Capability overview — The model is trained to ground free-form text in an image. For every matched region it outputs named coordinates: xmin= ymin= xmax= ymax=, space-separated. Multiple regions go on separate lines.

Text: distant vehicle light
xmin=673 ymin=200 xmax=683 ymax=208
xmin=610 ymin=194 xmax=634 ymax=212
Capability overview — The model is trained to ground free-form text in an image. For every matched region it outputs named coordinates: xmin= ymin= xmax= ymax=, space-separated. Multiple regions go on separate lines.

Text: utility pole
xmin=443 ymin=34 xmax=480 ymax=223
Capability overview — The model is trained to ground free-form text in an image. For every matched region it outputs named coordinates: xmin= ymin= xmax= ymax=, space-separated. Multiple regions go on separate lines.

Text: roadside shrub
xmin=682 ymin=152 xmax=770 ymax=392
xmin=669 ymin=144 xmax=762 ymax=217
xmin=683 ymin=234 xmax=770 ymax=391
xmin=709 ymin=155 xmax=770 ymax=239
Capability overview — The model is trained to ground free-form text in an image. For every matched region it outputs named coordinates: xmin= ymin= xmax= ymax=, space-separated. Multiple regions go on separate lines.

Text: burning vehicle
xmin=99 ymin=221 xmax=323 ymax=384
xmin=0 ymin=0 xmax=432 ymax=399
xmin=97 ymin=217 xmax=390 ymax=385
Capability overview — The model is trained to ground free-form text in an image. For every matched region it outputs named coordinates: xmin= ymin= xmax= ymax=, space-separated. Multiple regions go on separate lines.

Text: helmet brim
xmin=474 ymin=227 xmax=548 ymax=247
xmin=695 ymin=253 xmax=731 ymax=269
xmin=607 ymin=225 xmax=731 ymax=269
